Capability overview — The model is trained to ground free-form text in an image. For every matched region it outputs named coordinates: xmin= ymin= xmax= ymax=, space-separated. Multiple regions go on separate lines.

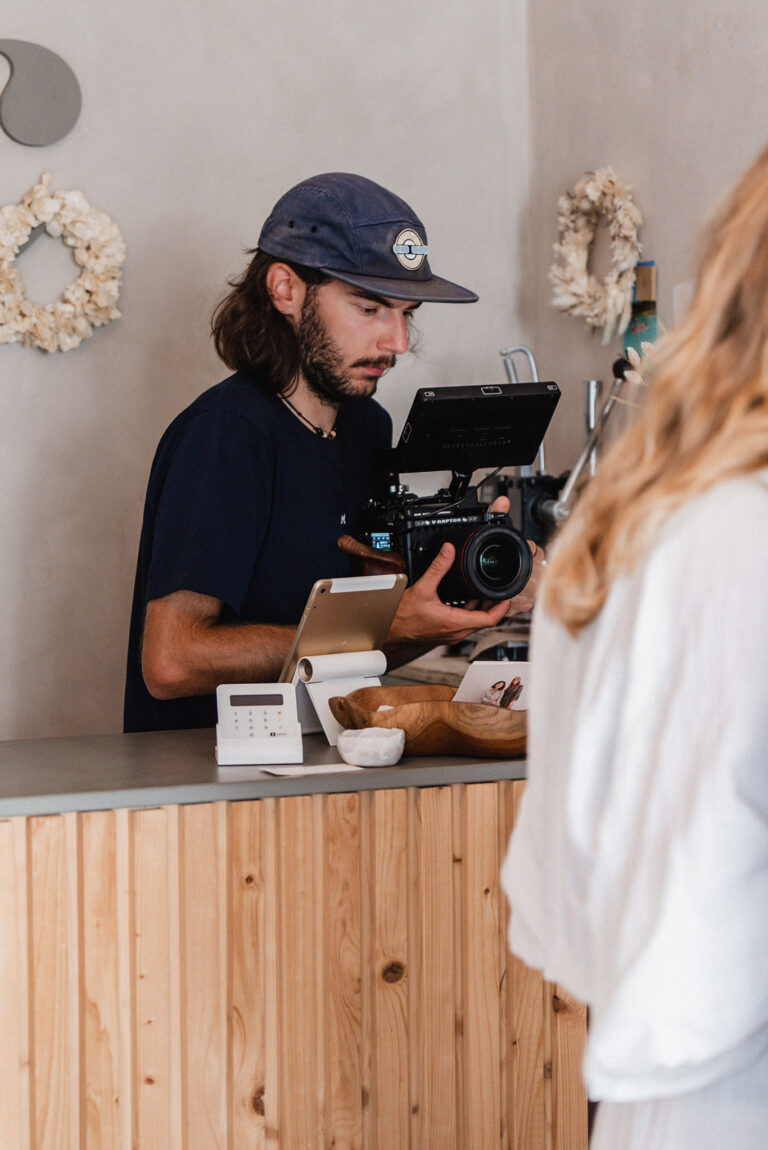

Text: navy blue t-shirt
xmin=124 ymin=372 xmax=392 ymax=731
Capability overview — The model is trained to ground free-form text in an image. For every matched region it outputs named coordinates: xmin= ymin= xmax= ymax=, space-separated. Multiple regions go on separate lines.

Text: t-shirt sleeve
xmin=145 ymin=408 xmax=272 ymax=614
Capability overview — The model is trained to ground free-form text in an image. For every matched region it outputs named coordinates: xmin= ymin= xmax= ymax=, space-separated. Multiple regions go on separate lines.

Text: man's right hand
xmin=384 ymin=541 xmax=513 ymax=653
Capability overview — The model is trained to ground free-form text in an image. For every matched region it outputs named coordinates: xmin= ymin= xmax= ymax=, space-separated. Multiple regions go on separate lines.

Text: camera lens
xmin=478 ymin=540 xmax=512 ymax=586
xmin=459 ymin=523 xmax=533 ymax=600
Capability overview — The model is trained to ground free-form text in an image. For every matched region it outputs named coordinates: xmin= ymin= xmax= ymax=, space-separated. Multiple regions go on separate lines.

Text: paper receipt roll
xmin=298 ymin=650 xmax=387 ymax=684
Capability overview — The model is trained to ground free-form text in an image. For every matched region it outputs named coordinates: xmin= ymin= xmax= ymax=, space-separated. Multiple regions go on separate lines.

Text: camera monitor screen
xmin=391 ymin=382 xmax=561 ymax=474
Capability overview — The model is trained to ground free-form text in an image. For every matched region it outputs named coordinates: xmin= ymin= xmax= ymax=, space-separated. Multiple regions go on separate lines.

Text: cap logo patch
xmin=393 ymin=228 xmax=428 ymax=270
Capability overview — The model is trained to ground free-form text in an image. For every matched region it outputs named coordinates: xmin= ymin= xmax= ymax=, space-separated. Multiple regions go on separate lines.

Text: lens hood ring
xmin=459 ymin=523 xmax=533 ymax=601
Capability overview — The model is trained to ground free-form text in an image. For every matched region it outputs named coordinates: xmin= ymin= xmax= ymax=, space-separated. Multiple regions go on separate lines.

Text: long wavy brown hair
xmin=211 ymin=250 xmax=327 ymax=391
xmin=544 ymin=143 xmax=768 ymax=634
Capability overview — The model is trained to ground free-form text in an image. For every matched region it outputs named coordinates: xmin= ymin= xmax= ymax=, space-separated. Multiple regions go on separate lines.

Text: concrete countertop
xmin=0 ymin=727 xmax=526 ymax=817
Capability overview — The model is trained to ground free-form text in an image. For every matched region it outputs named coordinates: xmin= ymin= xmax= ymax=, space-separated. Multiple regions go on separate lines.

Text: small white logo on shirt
xmin=340 ymin=514 xmax=347 ymax=525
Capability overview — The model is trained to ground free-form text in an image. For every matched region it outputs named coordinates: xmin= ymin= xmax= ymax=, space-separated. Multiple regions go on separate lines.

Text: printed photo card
xmin=453 ymin=660 xmax=529 ymax=711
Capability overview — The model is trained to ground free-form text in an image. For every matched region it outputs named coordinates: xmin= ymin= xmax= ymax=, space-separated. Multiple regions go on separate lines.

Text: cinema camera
xmin=360 ymin=382 xmax=561 ymax=606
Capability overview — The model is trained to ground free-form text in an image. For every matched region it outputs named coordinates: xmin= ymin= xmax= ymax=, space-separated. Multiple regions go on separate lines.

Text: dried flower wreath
xmin=549 ymin=167 xmax=642 ymax=344
xmin=0 ymin=172 xmax=126 ymax=353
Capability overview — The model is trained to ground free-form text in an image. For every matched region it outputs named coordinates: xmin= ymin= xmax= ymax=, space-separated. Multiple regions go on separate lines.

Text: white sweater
xmin=502 ymin=471 xmax=768 ymax=1102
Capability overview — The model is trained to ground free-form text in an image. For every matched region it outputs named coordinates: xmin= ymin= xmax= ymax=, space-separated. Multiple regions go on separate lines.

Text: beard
xmin=295 ymin=287 xmax=395 ymax=404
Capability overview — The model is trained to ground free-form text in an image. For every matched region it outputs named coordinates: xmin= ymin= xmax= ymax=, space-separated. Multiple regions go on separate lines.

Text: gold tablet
xmin=279 ymin=573 xmax=407 ymax=684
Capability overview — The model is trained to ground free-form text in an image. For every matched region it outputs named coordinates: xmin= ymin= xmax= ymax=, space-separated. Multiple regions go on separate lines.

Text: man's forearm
xmin=142 ymin=592 xmax=295 ymax=699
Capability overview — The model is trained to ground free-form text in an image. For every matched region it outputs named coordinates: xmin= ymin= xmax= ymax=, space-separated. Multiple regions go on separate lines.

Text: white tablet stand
xmin=292 ymin=650 xmax=387 ymax=745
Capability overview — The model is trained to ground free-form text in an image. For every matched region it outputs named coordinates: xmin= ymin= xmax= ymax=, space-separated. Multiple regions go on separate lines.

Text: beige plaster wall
xmin=524 ymin=0 xmax=768 ymax=471
xmin=5 ymin=1 xmax=768 ymax=739
xmin=0 ymin=1 xmax=529 ymax=738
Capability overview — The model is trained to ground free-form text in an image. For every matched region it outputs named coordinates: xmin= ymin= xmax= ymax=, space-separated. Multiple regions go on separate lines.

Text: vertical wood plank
xmin=277 ymin=794 xmax=321 ymax=1149
xmin=452 ymin=786 xmax=465 ymax=1150
xmin=115 ymin=807 xmax=135 ymax=1150
xmin=359 ymin=792 xmax=374 ymax=1150
xmin=168 ymin=806 xmax=184 ymax=1148
xmin=133 ymin=805 xmax=182 ymax=1149
xmin=181 ymin=802 xmax=230 ymax=1149
xmin=497 ymin=784 xmax=510 ymax=1150
xmin=366 ymin=788 xmax=409 ymax=1150
xmin=462 ymin=783 xmax=502 ymax=1150
xmin=0 ymin=818 xmax=32 ymax=1150
xmin=29 ymin=813 xmax=81 ymax=1150
xmin=261 ymin=798 xmax=280 ymax=1150
xmin=231 ymin=800 xmax=266 ymax=1149
xmin=81 ymin=810 xmax=120 ymax=1150
xmin=412 ymin=786 xmax=456 ymax=1150
xmin=314 ymin=794 xmax=327 ymax=1149
xmin=323 ymin=792 xmax=363 ymax=1150
xmin=66 ymin=813 xmax=84 ymax=1147
xmin=505 ymin=780 xmax=550 ymax=1150
xmin=551 ymin=986 xmax=588 ymax=1150
xmin=407 ymin=787 xmax=423 ymax=1150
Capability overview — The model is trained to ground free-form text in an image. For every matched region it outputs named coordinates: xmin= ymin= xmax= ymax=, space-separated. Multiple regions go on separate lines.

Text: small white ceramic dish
xmin=336 ymin=726 xmax=405 ymax=767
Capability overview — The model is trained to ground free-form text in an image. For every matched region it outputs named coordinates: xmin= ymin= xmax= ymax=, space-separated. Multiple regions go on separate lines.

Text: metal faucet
xmin=499 ymin=345 xmax=547 ymax=475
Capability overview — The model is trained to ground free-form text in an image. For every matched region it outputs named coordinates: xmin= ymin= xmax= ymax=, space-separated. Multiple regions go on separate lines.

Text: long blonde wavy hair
xmin=544 ymin=143 xmax=768 ymax=634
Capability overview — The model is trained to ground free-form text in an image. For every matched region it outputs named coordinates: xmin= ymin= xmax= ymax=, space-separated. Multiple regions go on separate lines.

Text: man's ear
xmin=266 ymin=262 xmax=306 ymax=321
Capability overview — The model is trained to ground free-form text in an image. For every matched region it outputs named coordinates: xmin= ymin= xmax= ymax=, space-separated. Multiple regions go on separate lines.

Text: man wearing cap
xmin=124 ymin=173 xmax=532 ymax=732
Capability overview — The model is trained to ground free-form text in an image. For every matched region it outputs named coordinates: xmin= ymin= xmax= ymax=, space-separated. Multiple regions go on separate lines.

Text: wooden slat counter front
xmin=0 ymin=729 xmax=587 ymax=1150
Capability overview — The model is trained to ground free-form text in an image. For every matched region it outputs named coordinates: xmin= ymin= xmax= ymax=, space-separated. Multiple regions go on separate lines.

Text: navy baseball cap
xmin=257 ymin=172 xmax=478 ymax=303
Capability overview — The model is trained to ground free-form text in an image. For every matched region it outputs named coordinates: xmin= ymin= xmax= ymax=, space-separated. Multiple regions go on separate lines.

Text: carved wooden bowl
xmin=328 ymin=684 xmax=526 ymax=759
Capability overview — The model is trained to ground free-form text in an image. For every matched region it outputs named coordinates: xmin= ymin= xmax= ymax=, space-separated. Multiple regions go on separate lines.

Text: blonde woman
xmin=502 ymin=145 xmax=768 ymax=1149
